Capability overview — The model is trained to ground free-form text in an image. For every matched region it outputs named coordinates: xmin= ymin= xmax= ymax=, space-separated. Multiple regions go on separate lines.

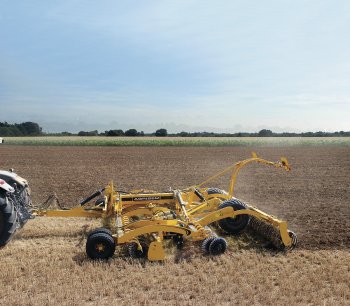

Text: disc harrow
xmin=0 ymin=153 xmax=297 ymax=260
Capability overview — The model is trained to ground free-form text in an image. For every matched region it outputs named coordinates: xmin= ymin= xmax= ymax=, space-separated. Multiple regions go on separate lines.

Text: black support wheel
xmin=208 ymin=237 xmax=227 ymax=255
xmin=86 ymin=232 xmax=115 ymax=260
xmin=206 ymin=188 xmax=227 ymax=195
xmin=87 ymin=227 xmax=112 ymax=239
xmin=217 ymin=199 xmax=250 ymax=234
xmin=0 ymin=194 xmax=18 ymax=248
xmin=206 ymin=188 xmax=228 ymax=200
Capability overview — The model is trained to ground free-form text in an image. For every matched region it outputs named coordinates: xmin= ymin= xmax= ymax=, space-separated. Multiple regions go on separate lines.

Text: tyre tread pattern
xmin=0 ymin=195 xmax=18 ymax=248
xmin=86 ymin=232 xmax=115 ymax=260
xmin=206 ymin=188 xmax=227 ymax=195
xmin=218 ymin=198 xmax=250 ymax=234
xmin=87 ymin=227 xmax=112 ymax=238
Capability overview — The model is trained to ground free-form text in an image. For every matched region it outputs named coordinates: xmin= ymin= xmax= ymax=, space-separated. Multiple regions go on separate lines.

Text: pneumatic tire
xmin=217 ymin=199 xmax=250 ymax=234
xmin=87 ymin=227 xmax=112 ymax=239
xmin=86 ymin=232 xmax=115 ymax=260
xmin=206 ymin=188 xmax=228 ymax=200
xmin=0 ymin=194 xmax=18 ymax=248
xmin=206 ymin=188 xmax=227 ymax=195
xmin=14 ymin=187 xmax=32 ymax=228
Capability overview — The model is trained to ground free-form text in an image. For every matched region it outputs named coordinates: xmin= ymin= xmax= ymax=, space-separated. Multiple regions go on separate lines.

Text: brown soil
xmin=0 ymin=146 xmax=349 ymax=305
xmin=1 ymin=145 xmax=349 ymax=250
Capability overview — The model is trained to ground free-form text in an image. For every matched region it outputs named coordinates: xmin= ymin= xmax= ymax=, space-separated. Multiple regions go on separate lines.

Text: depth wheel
xmin=206 ymin=188 xmax=227 ymax=200
xmin=87 ymin=227 xmax=112 ymax=238
xmin=86 ymin=232 xmax=115 ymax=260
xmin=217 ymin=199 xmax=250 ymax=234
xmin=209 ymin=237 xmax=227 ymax=255
xmin=206 ymin=188 xmax=227 ymax=195
xmin=201 ymin=237 xmax=216 ymax=254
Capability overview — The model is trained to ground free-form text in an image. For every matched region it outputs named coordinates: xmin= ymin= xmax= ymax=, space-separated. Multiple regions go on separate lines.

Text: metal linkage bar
xmin=193 ymin=152 xmax=290 ymax=198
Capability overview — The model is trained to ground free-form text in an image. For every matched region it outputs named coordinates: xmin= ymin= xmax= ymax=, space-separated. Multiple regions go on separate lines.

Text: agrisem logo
xmin=133 ymin=196 xmax=161 ymax=201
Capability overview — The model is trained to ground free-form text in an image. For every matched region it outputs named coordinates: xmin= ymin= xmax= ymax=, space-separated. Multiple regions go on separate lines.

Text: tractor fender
xmin=0 ymin=179 xmax=15 ymax=193
xmin=0 ymin=170 xmax=28 ymax=189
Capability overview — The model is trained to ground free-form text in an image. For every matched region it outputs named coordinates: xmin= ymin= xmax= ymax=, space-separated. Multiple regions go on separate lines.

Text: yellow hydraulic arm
xmin=194 ymin=152 xmax=290 ymax=198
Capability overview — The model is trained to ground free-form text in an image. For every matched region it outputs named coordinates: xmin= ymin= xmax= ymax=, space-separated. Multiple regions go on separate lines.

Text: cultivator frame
xmin=30 ymin=152 xmax=297 ymax=261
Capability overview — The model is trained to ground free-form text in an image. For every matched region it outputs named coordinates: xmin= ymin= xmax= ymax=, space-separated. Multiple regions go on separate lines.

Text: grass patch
xmin=2 ymin=136 xmax=350 ymax=146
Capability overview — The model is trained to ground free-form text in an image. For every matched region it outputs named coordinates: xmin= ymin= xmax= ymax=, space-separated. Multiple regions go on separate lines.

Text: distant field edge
xmin=1 ymin=136 xmax=350 ymax=147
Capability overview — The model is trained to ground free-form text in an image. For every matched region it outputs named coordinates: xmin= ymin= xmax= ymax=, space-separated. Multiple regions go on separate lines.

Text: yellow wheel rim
xmin=95 ymin=243 xmax=105 ymax=252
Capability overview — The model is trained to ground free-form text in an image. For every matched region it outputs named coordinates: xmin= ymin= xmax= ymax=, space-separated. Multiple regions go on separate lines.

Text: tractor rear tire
xmin=217 ymin=199 xmax=250 ymax=234
xmin=86 ymin=232 xmax=115 ymax=260
xmin=0 ymin=194 xmax=18 ymax=248
xmin=14 ymin=187 xmax=32 ymax=228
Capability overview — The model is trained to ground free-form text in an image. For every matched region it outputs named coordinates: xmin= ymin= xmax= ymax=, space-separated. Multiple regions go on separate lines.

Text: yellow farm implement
xmin=0 ymin=153 xmax=297 ymax=260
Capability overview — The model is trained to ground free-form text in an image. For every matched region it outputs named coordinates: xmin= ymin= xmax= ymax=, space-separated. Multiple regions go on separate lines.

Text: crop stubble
xmin=0 ymin=146 xmax=349 ymax=305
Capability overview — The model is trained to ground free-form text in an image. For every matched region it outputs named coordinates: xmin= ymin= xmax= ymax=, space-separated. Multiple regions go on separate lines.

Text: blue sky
xmin=0 ymin=1 xmax=349 ymax=133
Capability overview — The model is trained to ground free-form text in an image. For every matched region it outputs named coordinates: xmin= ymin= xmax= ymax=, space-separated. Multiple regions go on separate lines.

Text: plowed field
xmin=0 ymin=146 xmax=349 ymax=305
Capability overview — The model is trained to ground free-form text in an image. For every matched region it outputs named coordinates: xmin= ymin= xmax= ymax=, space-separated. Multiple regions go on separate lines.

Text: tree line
xmin=0 ymin=122 xmax=349 ymax=137
xmin=0 ymin=122 xmax=42 ymax=136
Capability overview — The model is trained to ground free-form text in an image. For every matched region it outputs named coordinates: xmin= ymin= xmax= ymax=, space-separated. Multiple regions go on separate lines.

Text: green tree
xmin=0 ymin=126 xmax=22 ymax=136
xmin=105 ymin=129 xmax=124 ymax=136
xmin=155 ymin=128 xmax=168 ymax=137
xmin=17 ymin=122 xmax=42 ymax=135
xmin=125 ymin=129 xmax=138 ymax=136
xmin=178 ymin=131 xmax=189 ymax=137
xmin=258 ymin=129 xmax=273 ymax=137
xmin=78 ymin=130 xmax=98 ymax=136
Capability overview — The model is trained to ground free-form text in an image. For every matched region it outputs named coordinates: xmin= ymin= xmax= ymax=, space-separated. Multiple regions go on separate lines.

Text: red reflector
xmin=0 ymin=179 xmax=4 ymax=185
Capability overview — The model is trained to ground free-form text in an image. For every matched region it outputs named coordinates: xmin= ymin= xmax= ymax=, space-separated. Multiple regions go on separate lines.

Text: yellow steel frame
xmin=33 ymin=153 xmax=293 ymax=260
xmin=194 ymin=152 xmax=290 ymax=198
